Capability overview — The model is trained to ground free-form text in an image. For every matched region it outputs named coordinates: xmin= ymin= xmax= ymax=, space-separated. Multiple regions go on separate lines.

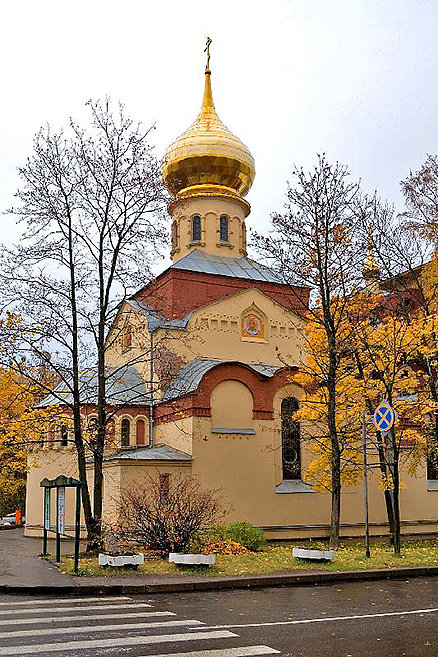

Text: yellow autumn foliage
xmin=0 ymin=369 xmax=48 ymax=515
xmin=297 ymin=289 xmax=432 ymax=493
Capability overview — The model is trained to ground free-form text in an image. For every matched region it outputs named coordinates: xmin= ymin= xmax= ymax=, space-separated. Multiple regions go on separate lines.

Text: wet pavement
xmin=0 ymin=578 xmax=437 ymax=655
xmin=0 ymin=528 xmax=66 ymax=587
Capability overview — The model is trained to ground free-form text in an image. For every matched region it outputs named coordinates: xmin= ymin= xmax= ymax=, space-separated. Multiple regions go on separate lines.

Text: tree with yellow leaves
xmin=0 ymin=369 xmax=48 ymax=517
xmin=298 ymin=288 xmax=429 ymax=556
xmin=344 ymin=293 xmax=429 ymax=556
xmin=365 ymin=159 xmax=438 ymax=496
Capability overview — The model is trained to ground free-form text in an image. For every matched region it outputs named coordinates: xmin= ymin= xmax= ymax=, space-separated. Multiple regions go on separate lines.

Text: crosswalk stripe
xmin=0 ymin=630 xmax=238 ymax=655
xmin=0 ymin=619 xmax=204 ymax=639
xmin=1 ymin=602 xmax=152 ymax=615
xmin=0 ymin=596 xmax=131 ymax=606
xmin=137 ymin=648 xmax=281 ymax=657
xmin=0 ymin=611 xmax=175 ymax=627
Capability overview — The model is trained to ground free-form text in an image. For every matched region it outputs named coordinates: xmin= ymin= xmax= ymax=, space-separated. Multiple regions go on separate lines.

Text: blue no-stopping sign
xmin=373 ymin=402 xmax=396 ymax=432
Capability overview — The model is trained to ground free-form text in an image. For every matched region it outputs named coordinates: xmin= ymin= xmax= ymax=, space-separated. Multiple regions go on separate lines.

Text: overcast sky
xmin=1 ymin=0 xmax=437 ymax=259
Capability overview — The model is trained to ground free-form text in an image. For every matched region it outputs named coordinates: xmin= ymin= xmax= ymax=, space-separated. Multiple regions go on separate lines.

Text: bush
xmin=114 ymin=473 xmax=225 ymax=555
xmin=193 ymin=522 xmax=266 ymax=552
xmin=225 ymin=522 xmax=266 ymax=551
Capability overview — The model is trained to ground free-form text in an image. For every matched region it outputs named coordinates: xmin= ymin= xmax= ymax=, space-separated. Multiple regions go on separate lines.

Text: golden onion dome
xmin=363 ymin=230 xmax=381 ymax=280
xmin=162 ymin=61 xmax=255 ymax=202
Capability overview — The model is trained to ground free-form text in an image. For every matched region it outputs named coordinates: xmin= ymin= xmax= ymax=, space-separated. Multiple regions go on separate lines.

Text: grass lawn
xmin=54 ymin=538 xmax=438 ymax=577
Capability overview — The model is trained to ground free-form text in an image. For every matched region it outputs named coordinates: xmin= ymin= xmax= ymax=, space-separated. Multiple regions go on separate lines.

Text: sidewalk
xmin=2 ymin=528 xmax=438 ymax=596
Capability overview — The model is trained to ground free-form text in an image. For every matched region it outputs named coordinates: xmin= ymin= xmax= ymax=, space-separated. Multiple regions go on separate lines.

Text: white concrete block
xmin=98 ymin=553 xmax=144 ymax=567
xmin=169 ymin=553 xmax=215 ymax=565
xmin=292 ymin=547 xmax=335 ymax=561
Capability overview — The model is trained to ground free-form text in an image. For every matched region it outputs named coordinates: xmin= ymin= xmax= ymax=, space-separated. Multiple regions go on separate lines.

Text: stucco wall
xmin=25 ymin=449 xmax=82 ymax=538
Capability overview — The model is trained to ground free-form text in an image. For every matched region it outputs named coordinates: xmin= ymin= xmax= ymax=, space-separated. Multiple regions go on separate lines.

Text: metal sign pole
xmin=42 ymin=487 xmax=50 ymax=556
xmin=74 ymin=486 xmax=81 ymax=574
xmin=362 ymin=410 xmax=370 ymax=558
xmin=55 ymin=487 xmax=61 ymax=563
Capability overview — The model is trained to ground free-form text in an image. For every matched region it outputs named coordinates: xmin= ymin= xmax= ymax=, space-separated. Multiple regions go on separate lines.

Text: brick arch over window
xmin=154 ymin=364 xmax=299 ymax=425
xmin=198 ymin=363 xmax=297 ymax=420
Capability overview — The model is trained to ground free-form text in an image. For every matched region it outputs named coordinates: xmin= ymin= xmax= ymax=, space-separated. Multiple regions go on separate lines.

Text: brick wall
xmin=135 ymin=269 xmax=309 ymax=319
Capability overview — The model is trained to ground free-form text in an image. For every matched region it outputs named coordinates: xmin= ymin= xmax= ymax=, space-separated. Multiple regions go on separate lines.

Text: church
xmin=24 ymin=50 xmax=438 ymax=541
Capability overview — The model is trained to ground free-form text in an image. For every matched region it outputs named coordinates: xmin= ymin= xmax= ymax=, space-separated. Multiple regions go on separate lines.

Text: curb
xmin=0 ymin=525 xmax=21 ymax=531
xmin=2 ymin=565 xmax=438 ymax=596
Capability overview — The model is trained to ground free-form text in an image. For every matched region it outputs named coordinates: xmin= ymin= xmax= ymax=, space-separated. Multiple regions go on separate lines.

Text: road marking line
xmin=0 ymin=602 xmax=153 ymax=616
xmin=196 ymin=607 xmax=438 ymax=631
xmin=137 ymin=647 xmax=280 ymax=657
xmin=0 ymin=630 xmax=238 ymax=655
xmin=0 ymin=596 xmax=131 ymax=606
xmin=0 ymin=611 xmax=175 ymax=626
xmin=0 ymin=619 xmax=204 ymax=639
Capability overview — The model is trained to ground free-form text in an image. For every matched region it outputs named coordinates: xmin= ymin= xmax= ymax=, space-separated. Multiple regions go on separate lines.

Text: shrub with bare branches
xmin=114 ymin=473 xmax=226 ymax=555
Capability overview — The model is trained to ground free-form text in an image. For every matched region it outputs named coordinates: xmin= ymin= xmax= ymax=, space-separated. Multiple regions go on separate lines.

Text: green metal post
xmin=362 ymin=410 xmax=371 ymax=558
xmin=55 ymin=487 xmax=61 ymax=563
xmin=74 ymin=486 xmax=81 ymax=574
xmin=42 ymin=487 xmax=49 ymax=555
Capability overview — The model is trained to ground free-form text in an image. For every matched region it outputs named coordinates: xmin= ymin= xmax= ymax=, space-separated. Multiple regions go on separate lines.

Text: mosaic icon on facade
xmin=241 ymin=313 xmax=264 ymax=339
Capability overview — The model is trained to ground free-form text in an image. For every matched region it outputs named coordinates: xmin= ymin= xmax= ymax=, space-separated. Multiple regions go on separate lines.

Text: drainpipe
xmin=148 ymin=329 xmax=154 ymax=447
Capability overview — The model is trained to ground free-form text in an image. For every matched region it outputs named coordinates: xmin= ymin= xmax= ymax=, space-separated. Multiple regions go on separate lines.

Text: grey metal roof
xmin=161 ymin=358 xmax=282 ymax=402
xmin=37 ymin=365 xmax=149 ymax=408
xmin=105 ymin=444 xmax=192 ymax=461
xmin=169 ymin=249 xmax=282 ymax=284
xmin=127 ymin=300 xmax=192 ymax=331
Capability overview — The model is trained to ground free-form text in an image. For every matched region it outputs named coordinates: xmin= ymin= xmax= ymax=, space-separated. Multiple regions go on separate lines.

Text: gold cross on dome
xmin=204 ymin=36 xmax=212 ymax=72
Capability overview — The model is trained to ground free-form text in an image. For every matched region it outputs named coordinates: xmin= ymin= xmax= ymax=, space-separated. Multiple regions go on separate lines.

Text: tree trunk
xmin=375 ymin=430 xmax=396 ymax=545
xmin=387 ymin=426 xmax=401 ymax=556
xmin=67 ymin=206 xmax=95 ymax=549
xmin=392 ymin=461 xmax=401 ymax=556
xmin=330 ymin=451 xmax=341 ymax=548
xmin=328 ymin=345 xmax=341 ymax=548
xmin=73 ymin=414 xmax=93 ymax=541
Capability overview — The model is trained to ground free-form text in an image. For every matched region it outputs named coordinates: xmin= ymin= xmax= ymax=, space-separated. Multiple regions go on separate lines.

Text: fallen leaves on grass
xmin=201 ymin=540 xmax=251 ymax=555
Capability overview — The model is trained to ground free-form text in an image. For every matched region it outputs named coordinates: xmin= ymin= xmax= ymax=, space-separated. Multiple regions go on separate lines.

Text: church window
xmin=121 ymin=418 xmax=131 ymax=447
xmin=87 ymin=417 xmax=98 ymax=451
xmin=427 ymin=453 xmax=438 ymax=481
xmin=48 ymin=427 xmax=55 ymax=449
xmin=427 ymin=422 xmax=438 ymax=480
xmin=122 ymin=323 xmax=133 ymax=351
xmin=106 ymin=419 xmax=115 ymax=443
xmin=60 ymin=424 xmax=68 ymax=447
xmin=136 ymin=419 xmax=145 ymax=445
xmin=159 ymin=473 xmax=170 ymax=502
xmin=281 ymin=397 xmax=301 ymax=480
xmin=241 ymin=222 xmax=247 ymax=251
xmin=192 ymin=215 xmax=201 ymax=242
xmin=171 ymin=220 xmax=178 ymax=250
xmin=219 ymin=215 xmax=229 ymax=242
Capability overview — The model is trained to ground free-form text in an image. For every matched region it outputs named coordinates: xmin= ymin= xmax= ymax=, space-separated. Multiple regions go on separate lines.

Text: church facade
xmin=25 ymin=57 xmax=438 ymax=541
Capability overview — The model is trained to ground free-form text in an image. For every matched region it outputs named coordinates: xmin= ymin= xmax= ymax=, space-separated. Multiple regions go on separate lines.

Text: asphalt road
xmin=1 ymin=577 xmax=438 ymax=656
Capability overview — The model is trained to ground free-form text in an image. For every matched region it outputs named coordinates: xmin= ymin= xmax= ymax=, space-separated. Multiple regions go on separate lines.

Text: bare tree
xmin=0 ymin=99 xmax=168 ymax=549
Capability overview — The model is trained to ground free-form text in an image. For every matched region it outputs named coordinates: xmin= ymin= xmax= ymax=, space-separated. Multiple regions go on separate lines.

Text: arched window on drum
xmin=281 ymin=397 xmax=300 ymax=480
xmin=219 ymin=215 xmax=229 ymax=242
xmin=192 ymin=215 xmax=201 ymax=242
